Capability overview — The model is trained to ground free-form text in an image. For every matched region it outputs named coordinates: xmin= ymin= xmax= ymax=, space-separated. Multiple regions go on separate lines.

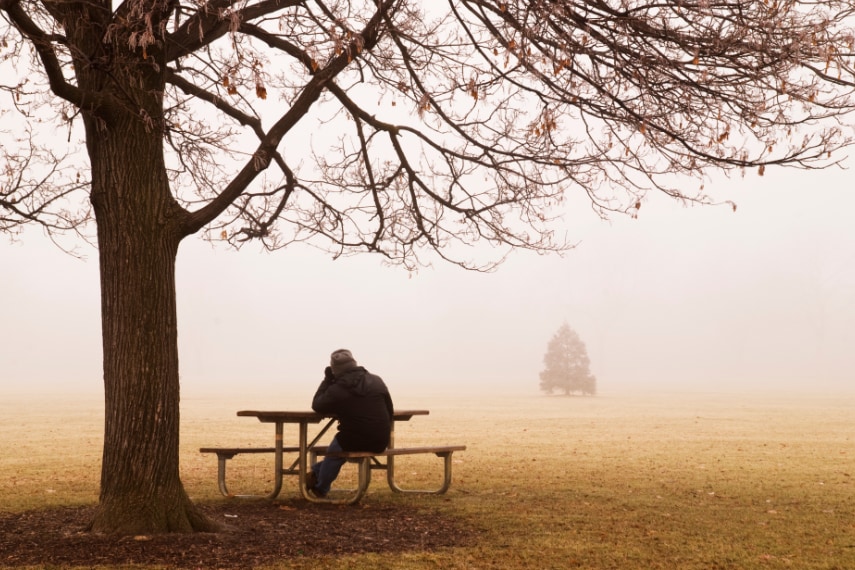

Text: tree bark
xmin=79 ymin=51 xmax=217 ymax=533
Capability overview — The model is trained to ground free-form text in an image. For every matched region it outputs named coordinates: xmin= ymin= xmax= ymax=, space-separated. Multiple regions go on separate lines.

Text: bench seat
xmin=200 ymin=446 xmax=279 ymax=457
xmin=200 ymin=443 xmax=466 ymax=504
xmin=199 ymin=446 xmax=301 ymax=497
xmin=312 ymin=444 xmax=466 ymax=458
xmin=305 ymin=444 xmax=467 ymax=504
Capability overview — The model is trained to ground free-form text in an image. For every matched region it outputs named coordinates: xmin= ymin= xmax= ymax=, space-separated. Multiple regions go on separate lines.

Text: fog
xmin=2 ymin=160 xmax=854 ymax=401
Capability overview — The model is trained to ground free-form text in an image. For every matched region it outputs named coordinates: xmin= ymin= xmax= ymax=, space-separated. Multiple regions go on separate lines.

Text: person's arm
xmin=312 ymin=367 xmax=342 ymax=414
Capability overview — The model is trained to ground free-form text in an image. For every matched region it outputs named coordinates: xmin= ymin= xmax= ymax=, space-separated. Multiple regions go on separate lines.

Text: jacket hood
xmin=337 ymin=367 xmax=384 ymax=397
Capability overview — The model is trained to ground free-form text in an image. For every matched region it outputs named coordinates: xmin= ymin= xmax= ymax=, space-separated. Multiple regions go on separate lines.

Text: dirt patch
xmin=0 ymin=499 xmax=475 ymax=569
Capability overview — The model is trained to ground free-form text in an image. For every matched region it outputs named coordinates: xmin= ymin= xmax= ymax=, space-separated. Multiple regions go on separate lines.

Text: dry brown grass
xmin=2 ymin=388 xmax=854 ymax=569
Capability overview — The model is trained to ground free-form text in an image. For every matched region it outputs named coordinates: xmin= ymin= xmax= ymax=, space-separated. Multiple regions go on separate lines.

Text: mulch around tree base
xmin=0 ymin=499 xmax=476 ymax=569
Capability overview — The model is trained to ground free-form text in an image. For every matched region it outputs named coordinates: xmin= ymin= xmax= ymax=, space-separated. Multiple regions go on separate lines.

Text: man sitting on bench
xmin=307 ymin=349 xmax=394 ymax=498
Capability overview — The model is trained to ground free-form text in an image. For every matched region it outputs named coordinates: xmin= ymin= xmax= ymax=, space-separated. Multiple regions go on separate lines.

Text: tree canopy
xmin=3 ymin=0 xmax=855 ymax=534
xmin=5 ymin=1 xmax=855 ymax=262
xmin=540 ymin=322 xmax=596 ymax=396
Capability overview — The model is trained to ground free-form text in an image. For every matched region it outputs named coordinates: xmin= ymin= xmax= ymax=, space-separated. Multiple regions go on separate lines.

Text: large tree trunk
xmin=86 ymin=118 xmax=217 ymax=534
xmin=77 ymin=35 xmax=217 ymax=533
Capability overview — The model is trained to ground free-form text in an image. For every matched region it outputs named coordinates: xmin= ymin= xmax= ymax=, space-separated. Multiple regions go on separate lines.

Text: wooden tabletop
xmin=237 ymin=409 xmax=430 ymax=423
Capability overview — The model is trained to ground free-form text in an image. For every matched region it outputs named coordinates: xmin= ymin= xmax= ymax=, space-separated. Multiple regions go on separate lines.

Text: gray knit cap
xmin=330 ymin=349 xmax=358 ymax=376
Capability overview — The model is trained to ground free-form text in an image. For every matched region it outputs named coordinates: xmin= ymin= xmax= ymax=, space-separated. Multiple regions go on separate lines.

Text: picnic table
xmin=200 ymin=409 xmax=465 ymax=505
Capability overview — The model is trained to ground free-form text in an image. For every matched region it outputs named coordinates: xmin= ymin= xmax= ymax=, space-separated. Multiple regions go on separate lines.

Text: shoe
xmin=305 ymin=470 xmax=327 ymax=498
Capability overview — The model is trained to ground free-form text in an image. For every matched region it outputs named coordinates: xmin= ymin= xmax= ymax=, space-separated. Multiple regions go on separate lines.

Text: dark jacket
xmin=311 ymin=366 xmax=394 ymax=452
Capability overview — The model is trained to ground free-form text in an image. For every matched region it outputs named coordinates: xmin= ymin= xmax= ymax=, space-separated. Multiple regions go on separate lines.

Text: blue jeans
xmin=311 ymin=436 xmax=347 ymax=495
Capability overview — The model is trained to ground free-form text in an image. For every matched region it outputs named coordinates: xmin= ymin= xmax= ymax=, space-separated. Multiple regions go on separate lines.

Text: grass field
xmin=1 ymin=389 xmax=854 ymax=569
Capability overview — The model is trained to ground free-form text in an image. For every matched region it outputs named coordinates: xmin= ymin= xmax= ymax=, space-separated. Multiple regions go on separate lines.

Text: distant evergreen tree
xmin=539 ymin=323 xmax=597 ymax=396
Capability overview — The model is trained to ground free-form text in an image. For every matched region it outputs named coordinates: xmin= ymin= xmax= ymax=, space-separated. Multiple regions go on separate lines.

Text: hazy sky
xmin=3 ymin=154 xmax=854 ymax=399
